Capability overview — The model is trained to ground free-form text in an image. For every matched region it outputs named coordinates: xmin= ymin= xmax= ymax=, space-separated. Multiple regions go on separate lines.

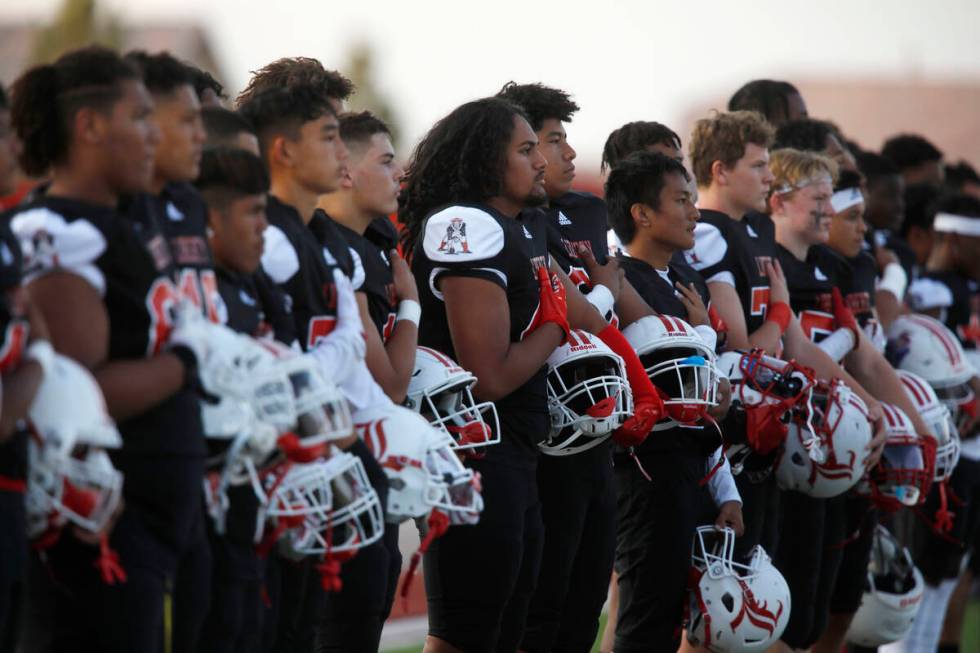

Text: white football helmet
xmin=776 ymin=380 xmax=871 ymax=498
xmin=858 ymin=403 xmax=932 ymax=510
xmin=254 ymin=449 xmax=384 ymax=558
xmin=897 ymin=370 xmax=960 ymax=482
xmin=717 ymin=350 xmax=816 ymax=476
xmin=540 ymin=329 xmax=632 ymax=456
xmin=887 ymin=314 xmax=977 ymax=422
xmin=26 ymin=353 xmax=123 ymax=540
xmin=404 ymin=347 xmax=500 ymax=452
xmin=358 ymin=405 xmax=483 ymax=524
xmin=687 ymin=526 xmax=790 ymax=652
xmin=846 ymin=525 xmax=924 ymax=647
xmin=623 ymin=316 xmax=719 ymax=429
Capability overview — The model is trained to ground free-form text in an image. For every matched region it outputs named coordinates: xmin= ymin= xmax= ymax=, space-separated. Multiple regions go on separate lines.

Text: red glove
xmin=596 ymin=324 xmax=666 ymax=446
xmin=831 ymin=288 xmax=860 ymax=348
xmin=745 ymin=403 xmax=790 ymax=454
xmin=526 ymin=267 xmax=571 ymax=342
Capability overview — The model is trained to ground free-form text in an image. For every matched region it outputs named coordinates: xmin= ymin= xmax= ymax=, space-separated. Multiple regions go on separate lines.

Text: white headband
xmin=773 ymin=174 xmax=834 ymax=196
xmin=934 ymin=212 xmax=980 ymax=237
xmin=831 ymin=187 xmax=864 ymax=214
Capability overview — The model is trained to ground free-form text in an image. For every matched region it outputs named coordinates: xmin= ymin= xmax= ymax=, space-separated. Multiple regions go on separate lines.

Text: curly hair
xmin=601 ymin=121 xmax=681 ymax=173
xmin=237 ymin=57 xmax=354 ymax=107
xmin=237 ymin=85 xmax=333 ymax=161
xmin=688 ymin=110 xmax=774 ymax=187
xmin=398 ymin=97 xmax=527 ymax=258
xmin=882 ymin=134 xmax=943 ymax=170
xmin=11 ymin=46 xmax=140 ymax=176
xmin=605 ymin=151 xmax=690 ymax=245
xmin=494 ymin=82 xmax=578 ymax=132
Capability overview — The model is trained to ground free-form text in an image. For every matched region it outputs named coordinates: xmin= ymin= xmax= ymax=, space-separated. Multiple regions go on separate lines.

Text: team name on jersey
xmin=169 ymin=236 xmax=210 ymax=266
xmin=560 ymin=238 xmax=592 ymax=259
xmin=753 ymin=256 xmax=773 ymax=277
xmin=846 ymin=292 xmax=871 ymax=316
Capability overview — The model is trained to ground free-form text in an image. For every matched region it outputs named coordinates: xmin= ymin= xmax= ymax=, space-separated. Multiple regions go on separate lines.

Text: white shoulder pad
xmin=261 ymin=225 xmax=300 ymax=284
xmin=10 ymin=207 xmax=107 ymax=295
xmin=906 ymin=278 xmax=954 ymax=311
xmin=348 ymin=247 xmax=366 ymax=290
xmin=423 ymin=206 xmax=505 ymax=262
xmin=686 ymin=222 xmax=728 ymax=271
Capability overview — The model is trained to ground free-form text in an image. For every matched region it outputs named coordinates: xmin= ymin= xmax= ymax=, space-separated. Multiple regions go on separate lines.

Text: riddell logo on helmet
xmin=566 ymin=330 xmax=597 ymax=352
xmin=900 ymin=595 xmax=922 ymax=608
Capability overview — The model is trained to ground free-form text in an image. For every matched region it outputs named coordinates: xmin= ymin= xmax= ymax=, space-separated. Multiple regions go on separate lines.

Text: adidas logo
xmin=523 ymin=226 xmax=533 ymax=239
xmin=745 ymin=224 xmax=758 ymax=238
xmin=815 ymin=266 xmax=828 ymax=281
xmin=165 ymin=202 xmax=184 ymax=221
xmin=558 ymin=211 xmax=572 ymax=226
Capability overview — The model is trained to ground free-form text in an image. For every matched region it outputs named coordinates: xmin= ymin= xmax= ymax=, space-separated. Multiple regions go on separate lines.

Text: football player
xmin=496 ymin=82 xmax=664 ymax=653
xmin=605 ymin=150 xmax=742 ymax=652
xmin=202 ymin=106 xmax=260 ymax=154
xmin=7 ymin=46 xmax=226 ymax=652
xmin=773 ymin=118 xmax=859 ymax=174
xmin=685 ymin=111 xmax=884 ymax=571
xmin=882 ymin=133 xmax=945 ymax=188
xmin=768 ymin=148 xmax=930 ymax=652
xmin=400 ymin=96 xmax=662 ymax=653
xmin=193 ymin=146 xmax=295 ymax=652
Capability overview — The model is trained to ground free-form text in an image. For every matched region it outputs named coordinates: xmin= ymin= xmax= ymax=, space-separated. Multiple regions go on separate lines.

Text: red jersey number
xmin=146 ymin=269 xmax=222 ymax=355
xmin=799 ymin=310 xmax=835 ymax=343
xmin=750 ymin=286 xmax=770 ymax=317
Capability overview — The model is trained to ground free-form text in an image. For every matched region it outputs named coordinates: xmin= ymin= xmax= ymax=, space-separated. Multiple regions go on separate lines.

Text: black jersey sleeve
xmin=420 ymin=205 xmax=510 ymax=293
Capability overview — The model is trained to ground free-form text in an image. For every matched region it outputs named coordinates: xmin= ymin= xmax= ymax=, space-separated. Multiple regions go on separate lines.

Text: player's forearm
xmin=95 ymin=354 xmax=186 ymax=421
xmin=0 ymin=362 xmax=44 ymax=441
xmin=613 ymin=281 xmax=656 ymax=328
xmin=746 ymin=321 xmax=783 ymax=355
xmin=378 ymin=320 xmax=418 ymax=403
xmin=471 ymin=324 xmax=564 ymax=402
xmin=846 ymin=342 xmax=930 ymax=434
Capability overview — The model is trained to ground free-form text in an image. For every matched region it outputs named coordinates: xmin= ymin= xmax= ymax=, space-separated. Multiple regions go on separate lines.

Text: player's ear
xmin=630 ymin=203 xmax=651 ymax=230
xmin=711 ymin=160 xmax=727 ymax=186
xmin=767 ymin=191 xmax=783 ymax=215
xmin=270 ymin=135 xmax=292 ymax=170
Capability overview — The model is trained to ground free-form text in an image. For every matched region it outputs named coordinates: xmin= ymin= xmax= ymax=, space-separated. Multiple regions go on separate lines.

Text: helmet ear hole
xmin=721 ymin=592 xmax=735 ymax=613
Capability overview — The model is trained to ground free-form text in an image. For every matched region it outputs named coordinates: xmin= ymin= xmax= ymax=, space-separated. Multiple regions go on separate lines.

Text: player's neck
xmin=316 ymin=193 xmax=373 ymax=235
xmin=47 ymin=166 xmax=118 ymax=208
xmin=926 ymin=245 xmax=956 ymax=274
xmin=270 ymin=176 xmax=320 ymax=225
xmin=149 ymin=174 xmax=168 ymax=196
xmin=697 ymin=186 xmax=746 ymax=221
xmin=626 ymin=237 xmax=673 ymax=271
xmin=486 ymin=196 xmax=523 ymax=219
xmin=774 ymin=221 xmax=810 ymax=261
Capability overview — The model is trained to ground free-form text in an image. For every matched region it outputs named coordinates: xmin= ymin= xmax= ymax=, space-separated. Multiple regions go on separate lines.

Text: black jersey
xmin=10 ymin=194 xmax=211 ymax=457
xmin=810 ymin=246 xmax=877 ymax=326
xmin=260 ymin=198 xmax=353 ymax=352
xmin=686 ymin=210 xmax=776 ymax=334
xmin=544 ymin=191 xmax=609 ymax=289
xmin=334 ymin=219 xmax=398 ymax=340
xmin=618 ymin=254 xmax=717 ymax=454
xmin=364 ymin=215 xmax=400 ymax=252
xmin=776 ymin=244 xmax=840 ymax=343
xmin=215 ymin=267 xmax=296 ymax=345
xmin=908 ymin=270 xmax=980 ymax=349
xmin=412 ymin=203 xmax=552 ymax=457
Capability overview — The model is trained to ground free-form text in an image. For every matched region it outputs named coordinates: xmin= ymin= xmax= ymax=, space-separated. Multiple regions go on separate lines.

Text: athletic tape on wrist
xmin=396 ymin=299 xmax=421 ymax=327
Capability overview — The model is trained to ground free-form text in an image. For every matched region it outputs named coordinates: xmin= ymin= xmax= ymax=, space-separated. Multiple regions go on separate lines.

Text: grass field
xmin=384 ymin=601 xmax=980 ymax=653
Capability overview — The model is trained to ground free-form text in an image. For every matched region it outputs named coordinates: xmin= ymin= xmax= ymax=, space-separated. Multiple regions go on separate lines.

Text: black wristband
xmin=169 ymin=345 xmax=199 ymax=389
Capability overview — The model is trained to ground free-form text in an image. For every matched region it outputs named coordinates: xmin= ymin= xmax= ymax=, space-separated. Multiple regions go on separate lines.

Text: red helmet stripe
xmin=659 ymin=315 xmax=677 ymax=333
xmin=900 ymin=373 xmax=928 ymax=406
xmin=909 ymin=315 xmax=961 ymax=366
xmin=419 ymin=346 xmax=456 ymax=369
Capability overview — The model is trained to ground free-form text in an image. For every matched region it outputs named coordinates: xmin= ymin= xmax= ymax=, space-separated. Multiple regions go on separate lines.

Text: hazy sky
xmin=3 ymin=0 xmax=979 ymax=163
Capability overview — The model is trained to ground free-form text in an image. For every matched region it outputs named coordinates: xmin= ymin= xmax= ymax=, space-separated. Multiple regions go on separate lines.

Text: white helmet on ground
xmin=897 ymin=369 xmax=960 ymax=483
xmin=776 ymin=380 xmax=871 ymax=498
xmin=887 ymin=314 xmax=976 ymax=422
xmin=540 ymin=329 xmax=632 ymax=456
xmin=26 ymin=353 xmax=123 ymax=540
xmin=404 ymin=346 xmax=500 ymax=452
xmin=687 ymin=526 xmax=790 ymax=652
xmin=358 ymin=405 xmax=483 ymax=524
xmin=623 ymin=315 xmax=719 ymax=429
xmin=846 ymin=525 xmax=924 ymax=647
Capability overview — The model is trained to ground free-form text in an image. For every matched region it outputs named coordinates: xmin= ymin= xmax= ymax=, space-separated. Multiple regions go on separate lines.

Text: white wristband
xmin=396 ymin=300 xmax=421 ymax=327
xmin=877 ymin=262 xmax=908 ymax=301
xmin=585 ymin=284 xmax=615 ymax=319
xmin=818 ymin=328 xmax=857 ymax=363
xmin=26 ymin=340 xmax=56 ymax=376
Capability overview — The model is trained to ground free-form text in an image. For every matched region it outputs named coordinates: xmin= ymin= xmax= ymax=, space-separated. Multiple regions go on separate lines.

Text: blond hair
xmin=688 ymin=110 xmax=775 ymax=187
xmin=768 ymin=148 xmax=839 ymax=197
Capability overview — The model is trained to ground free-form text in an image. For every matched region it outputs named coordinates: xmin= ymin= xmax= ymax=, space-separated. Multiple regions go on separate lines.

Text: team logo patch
xmin=557 ymin=211 xmax=572 ymax=226
xmin=437 ymin=217 xmax=470 ymax=255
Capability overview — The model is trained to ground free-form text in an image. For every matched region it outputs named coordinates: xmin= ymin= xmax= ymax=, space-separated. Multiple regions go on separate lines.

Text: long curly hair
xmin=398 ymin=97 xmax=526 ymax=258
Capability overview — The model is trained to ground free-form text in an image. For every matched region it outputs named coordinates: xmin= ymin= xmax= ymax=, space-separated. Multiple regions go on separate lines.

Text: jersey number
xmin=799 ymin=310 xmax=835 ymax=343
xmin=146 ymin=269 xmax=221 ymax=355
xmin=750 ymin=286 xmax=770 ymax=317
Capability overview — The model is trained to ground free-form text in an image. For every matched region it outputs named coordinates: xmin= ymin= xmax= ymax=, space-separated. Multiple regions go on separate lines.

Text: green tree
xmin=30 ymin=0 xmax=123 ymax=64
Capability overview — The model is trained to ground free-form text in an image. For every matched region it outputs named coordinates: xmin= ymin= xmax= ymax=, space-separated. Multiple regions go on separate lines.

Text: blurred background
xmin=2 ymin=0 xmax=979 ymax=193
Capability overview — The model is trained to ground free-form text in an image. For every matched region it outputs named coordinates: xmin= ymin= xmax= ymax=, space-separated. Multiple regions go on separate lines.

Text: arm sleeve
xmin=707 ymin=446 xmax=742 ymax=507
xmin=10 ymin=207 xmax=107 ymax=295
xmin=421 ymin=206 xmax=510 ymax=296
xmin=686 ymin=222 xmax=736 ymax=288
